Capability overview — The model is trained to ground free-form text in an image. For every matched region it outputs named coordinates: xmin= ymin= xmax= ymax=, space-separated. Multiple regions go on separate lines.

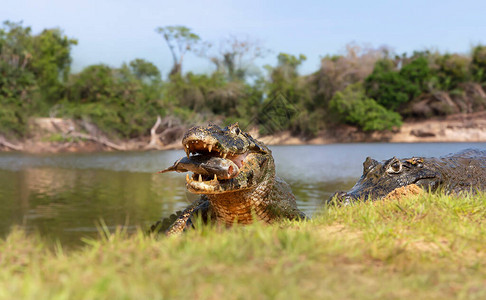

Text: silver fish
xmin=158 ymin=155 xmax=239 ymax=180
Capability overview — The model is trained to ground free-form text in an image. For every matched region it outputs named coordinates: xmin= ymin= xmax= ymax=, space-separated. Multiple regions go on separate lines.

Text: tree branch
xmin=0 ymin=135 xmax=23 ymax=151
xmin=145 ymin=115 xmax=163 ymax=149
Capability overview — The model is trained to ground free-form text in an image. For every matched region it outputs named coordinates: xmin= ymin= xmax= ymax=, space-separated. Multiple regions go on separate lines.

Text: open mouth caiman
xmin=151 ymin=123 xmax=306 ymax=236
xmin=331 ymin=149 xmax=486 ymax=204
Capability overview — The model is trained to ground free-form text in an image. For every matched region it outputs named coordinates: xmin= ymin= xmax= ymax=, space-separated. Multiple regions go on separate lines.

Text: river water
xmin=0 ymin=142 xmax=484 ymax=246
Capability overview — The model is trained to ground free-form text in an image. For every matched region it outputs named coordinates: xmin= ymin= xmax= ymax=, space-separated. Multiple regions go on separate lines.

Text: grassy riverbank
xmin=1 ymin=193 xmax=485 ymax=299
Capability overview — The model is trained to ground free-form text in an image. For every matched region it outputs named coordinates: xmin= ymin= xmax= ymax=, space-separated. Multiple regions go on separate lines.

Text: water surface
xmin=0 ymin=142 xmax=484 ymax=246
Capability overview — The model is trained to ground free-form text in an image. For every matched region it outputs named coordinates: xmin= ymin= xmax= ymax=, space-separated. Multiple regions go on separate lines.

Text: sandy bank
xmin=1 ymin=112 xmax=485 ymax=153
xmin=257 ymin=111 xmax=486 ymax=145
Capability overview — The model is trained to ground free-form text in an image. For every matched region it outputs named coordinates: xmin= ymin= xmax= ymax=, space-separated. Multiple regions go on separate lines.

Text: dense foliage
xmin=0 ymin=21 xmax=77 ymax=136
xmin=1 ymin=21 xmax=486 ymax=139
xmin=60 ymin=61 xmax=165 ymax=138
xmin=365 ymin=56 xmax=431 ymax=110
xmin=330 ymin=83 xmax=402 ymax=131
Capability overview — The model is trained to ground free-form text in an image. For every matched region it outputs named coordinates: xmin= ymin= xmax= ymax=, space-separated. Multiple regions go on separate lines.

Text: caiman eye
xmin=386 ymin=160 xmax=402 ymax=174
xmin=227 ymin=123 xmax=241 ymax=135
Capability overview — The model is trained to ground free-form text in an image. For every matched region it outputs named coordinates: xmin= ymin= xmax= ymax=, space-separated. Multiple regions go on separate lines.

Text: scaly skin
xmin=152 ymin=123 xmax=306 ymax=236
xmin=331 ymin=149 xmax=486 ymax=204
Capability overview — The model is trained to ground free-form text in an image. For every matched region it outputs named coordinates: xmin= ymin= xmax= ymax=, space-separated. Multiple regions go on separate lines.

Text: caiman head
xmin=331 ymin=156 xmax=442 ymax=204
xmin=159 ymin=123 xmax=274 ymax=194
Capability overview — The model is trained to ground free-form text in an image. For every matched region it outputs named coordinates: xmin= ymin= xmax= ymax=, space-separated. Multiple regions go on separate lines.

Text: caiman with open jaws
xmin=151 ymin=123 xmax=306 ymax=236
xmin=331 ymin=149 xmax=486 ymax=204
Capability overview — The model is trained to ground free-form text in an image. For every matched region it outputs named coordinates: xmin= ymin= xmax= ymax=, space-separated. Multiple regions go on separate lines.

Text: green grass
xmin=41 ymin=133 xmax=83 ymax=143
xmin=0 ymin=192 xmax=485 ymax=299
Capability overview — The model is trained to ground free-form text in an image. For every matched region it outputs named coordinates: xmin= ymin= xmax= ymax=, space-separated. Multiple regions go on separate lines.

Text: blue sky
xmin=2 ymin=0 xmax=486 ymax=77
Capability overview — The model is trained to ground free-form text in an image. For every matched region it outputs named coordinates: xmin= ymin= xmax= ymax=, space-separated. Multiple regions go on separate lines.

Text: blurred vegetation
xmin=330 ymin=83 xmax=402 ymax=131
xmin=1 ymin=20 xmax=486 ymax=140
xmin=60 ymin=61 xmax=165 ymax=138
xmin=365 ymin=55 xmax=430 ymax=110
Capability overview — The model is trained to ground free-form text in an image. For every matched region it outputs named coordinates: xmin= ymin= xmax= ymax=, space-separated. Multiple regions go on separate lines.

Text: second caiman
xmin=331 ymin=149 xmax=486 ymax=204
xmin=152 ymin=123 xmax=306 ymax=236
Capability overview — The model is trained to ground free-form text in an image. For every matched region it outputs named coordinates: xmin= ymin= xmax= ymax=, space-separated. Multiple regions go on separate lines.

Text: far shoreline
xmin=1 ymin=111 xmax=486 ymax=154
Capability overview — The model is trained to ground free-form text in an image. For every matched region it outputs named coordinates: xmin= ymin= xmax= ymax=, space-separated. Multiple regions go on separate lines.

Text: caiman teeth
xmin=185 ymin=172 xmax=220 ymax=189
xmin=185 ymin=147 xmax=190 ymax=158
xmin=222 ymin=152 xmax=227 ymax=159
xmin=208 ymin=144 xmax=212 ymax=152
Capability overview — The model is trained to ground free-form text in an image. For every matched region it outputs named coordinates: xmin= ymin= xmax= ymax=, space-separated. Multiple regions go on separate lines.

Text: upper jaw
xmin=182 ymin=136 xmax=249 ymax=161
xmin=182 ymin=137 xmax=249 ymax=168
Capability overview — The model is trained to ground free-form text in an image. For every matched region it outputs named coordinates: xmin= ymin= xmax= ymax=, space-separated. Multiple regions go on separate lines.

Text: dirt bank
xmin=1 ymin=112 xmax=485 ymax=153
xmin=255 ymin=111 xmax=486 ymax=145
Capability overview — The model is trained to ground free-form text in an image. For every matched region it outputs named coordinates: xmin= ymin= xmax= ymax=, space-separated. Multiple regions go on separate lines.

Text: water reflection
xmin=0 ymin=166 xmax=193 ymax=246
xmin=0 ymin=142 xmax=484 ymax=246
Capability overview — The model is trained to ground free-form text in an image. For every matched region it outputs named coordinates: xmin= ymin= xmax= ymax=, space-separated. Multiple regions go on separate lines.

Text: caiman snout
xmin=328 ymin=191 xmax=353 ymax=205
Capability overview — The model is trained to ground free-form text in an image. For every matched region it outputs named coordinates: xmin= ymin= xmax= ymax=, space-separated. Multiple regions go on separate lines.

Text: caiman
xmin=151 ymin=123 xmax=306 ymax=236
xmin=331 ymin=149 xmax=486 ymax=204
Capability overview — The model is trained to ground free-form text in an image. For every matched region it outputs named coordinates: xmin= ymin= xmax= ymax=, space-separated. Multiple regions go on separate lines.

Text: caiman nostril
xmin=328 ymin=191 xmax=348 ymax=204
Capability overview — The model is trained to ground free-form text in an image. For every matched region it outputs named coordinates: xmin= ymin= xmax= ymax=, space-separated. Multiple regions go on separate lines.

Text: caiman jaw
xmin=183 ymin=138 xmax=252 ymax=194
xmin=183 ymin=138 xmax=248 ymax=169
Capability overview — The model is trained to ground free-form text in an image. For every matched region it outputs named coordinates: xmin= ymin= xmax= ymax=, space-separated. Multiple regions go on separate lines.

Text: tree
xmin=365 ymin=56 xmax=431 ymax=110
xmin=274 ymin=53 xmax=306 ymax=80
xmin=435 ymin=53 xmax=469 ymax=89
xmin=128 ymin=58 xmax=161 ymax=82
xmin=471 ymin=45 xmax=486 ymax=82
xmin=0 ymin=21 xmax=36 ymax=136
xmin=0 ymin=21 xmax=77 ymax=107
xmin=259 ymin=53 xmax=315 ymax=135
xmin=65 ymin=62 xmax=165 ymax=138
xmin=67 ymin=64 xmax=116 ymax=103
xmin=31 ymin=28 xmax=77 ymax=103
xmin=155 ymin=26 xmax=201 ymax=77
xmin=310 ymin=44 xmax=388 ymax=105
xmin=330 ymin=83 xmax=402 ymax=131
xmin=208 ymin=36 xmax=268 ymax=81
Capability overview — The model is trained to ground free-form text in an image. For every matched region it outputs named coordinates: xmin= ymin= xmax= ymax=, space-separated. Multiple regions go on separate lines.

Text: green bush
xmin=258 ymin=53 xmax=313 ymax=135
xmin=472 ymin=45 xmax=486 ymax=82
xmin=365 ymin=57 xmax=430 ymax=110
xmin=400 ymin=56 xmax=433 ymax=89
xmin=62 ymin=61 xmax=165 ymax=138
xmin=0 ymin=67 xmax=34 ymax=136
xmin=31 ymin=28 xmax=77 ymax=104
xmin=330 ymin=83 xmax=402 ymax=131
xmin=0 ymin=22 xmax=37 ymax=136
xmin=66 ymin=64 xmax=117 ymax=104
xmin=435 ymin=54 xmax=469 ymax=89
xmin=0 ymin=105 xmax=27 ymax=137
